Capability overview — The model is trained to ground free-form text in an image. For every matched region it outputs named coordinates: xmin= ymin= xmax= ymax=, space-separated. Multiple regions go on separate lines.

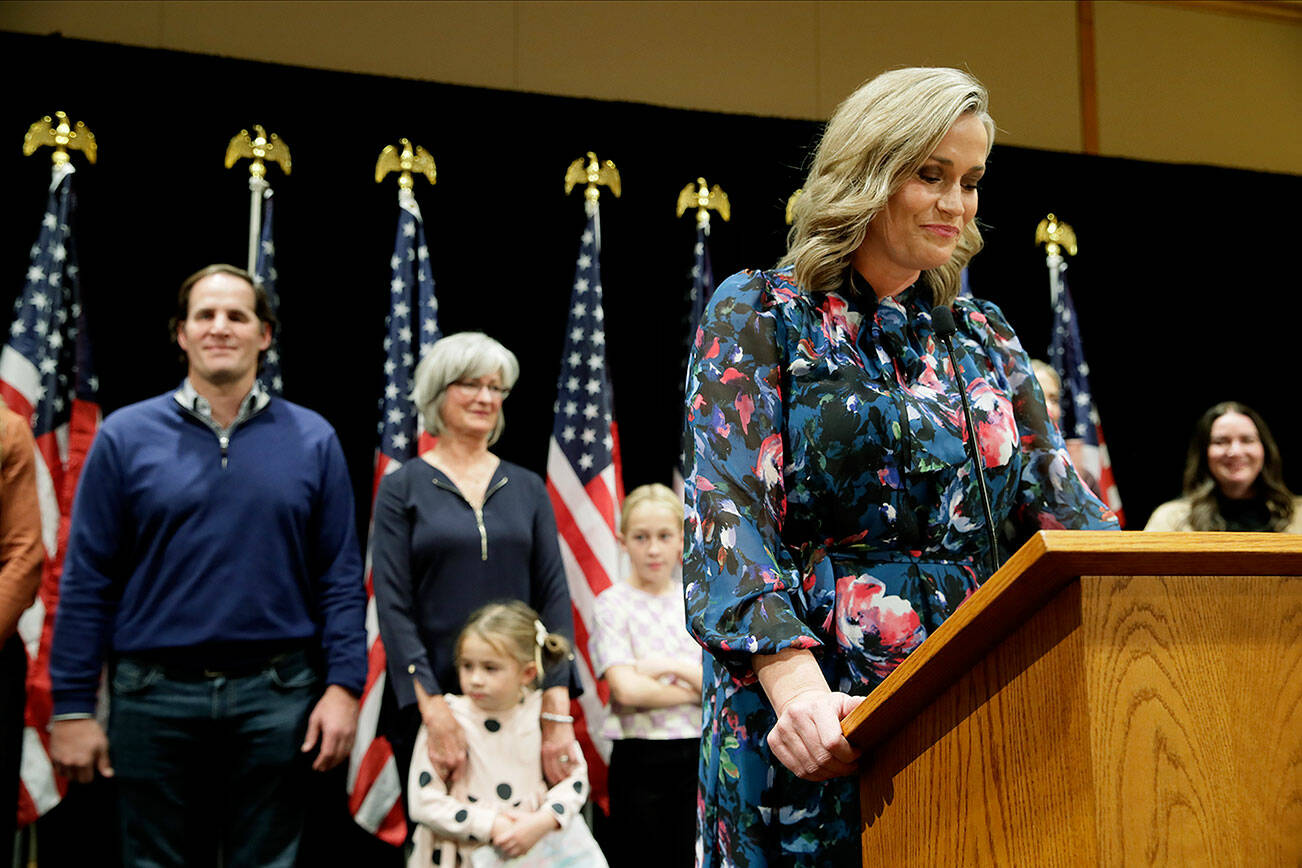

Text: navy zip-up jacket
xmin=371 ymin=457 xmax=578 ymax=707
xmin=50 ymin=391 xmax=367 ymax=715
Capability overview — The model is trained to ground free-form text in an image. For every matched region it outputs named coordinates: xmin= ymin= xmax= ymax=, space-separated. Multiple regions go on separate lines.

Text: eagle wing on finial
xmin=225 ymin=129 xmax=254 ymax=169
xmin=411 ymin=145 xmax=437 ymax=185
xmin=564 ymin=157 xmax=587 ymax=195
xmin=597 ymin=160 xmax=621 ymax=198
xmin=70 ymin=121 xmax=97 ymax=163
xmin=264 ymin=133 xmax=292 ymax=175
xmin=785 ymin=188 xmax=804 ymax=226
xmin=22 ymin=116 xmax=55 ymax=157
xmin=375 ymin=144 xmax=402 ymax=183
xmin=675 ymin=182 xmax=697 ymax=218
xmin=709 ymin=185 xmax=730 ymax=222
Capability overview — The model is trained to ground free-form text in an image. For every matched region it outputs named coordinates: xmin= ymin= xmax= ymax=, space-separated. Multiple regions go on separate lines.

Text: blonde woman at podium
xmin=682 ymin=68 xmax=1118 ymax=868
xmin=1145 ymin=401 xmax=1300 ymax=532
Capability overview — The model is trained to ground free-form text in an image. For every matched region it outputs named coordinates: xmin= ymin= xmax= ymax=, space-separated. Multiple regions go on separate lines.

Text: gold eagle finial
xmin=564 ymin=151 xmax=620 ymax=203
xmin=375 ymin=138 xmax=437 ymax=190
xmin=23 ymin=111 xmax=97 ymax=166
xmin=1035 ymin=213 xmax=1078 ymax=257
xmin=785 ymin=188 xmax=804 ymax=226
xmin=225 ymin=125 xmax=292 ymax=179
xmin=676 ymin=177 xmax=730 ymax=227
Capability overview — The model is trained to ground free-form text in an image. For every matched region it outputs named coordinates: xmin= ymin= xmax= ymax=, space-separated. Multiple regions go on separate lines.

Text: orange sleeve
xmin=0 ymin=407 xmax=45 ymax=640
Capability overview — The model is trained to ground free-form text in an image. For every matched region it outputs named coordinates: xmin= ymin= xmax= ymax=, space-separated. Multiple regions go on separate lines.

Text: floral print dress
xmin=683 ymin=268 xmax=1118 ymax=867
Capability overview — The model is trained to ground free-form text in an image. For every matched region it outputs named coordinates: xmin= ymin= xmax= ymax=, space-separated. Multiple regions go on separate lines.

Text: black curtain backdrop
xmin=2 ymin=29 xmax=1299 ymax=864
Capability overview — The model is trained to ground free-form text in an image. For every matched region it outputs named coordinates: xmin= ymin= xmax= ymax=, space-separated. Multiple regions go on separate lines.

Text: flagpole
xmin=11 ymin=111 xmax=103 ymax=853
xmin=347 ymin=138 xmax=439 ymax=845
xmin=674 ymin=178 xmax=728 ymax=497
xmin=225 ymin=125 xmax=291 ymax=271
xmin=246 ymin=174 xmax=269 ymax=273
xmin=552 ymin=151 xmax=623 ymax=808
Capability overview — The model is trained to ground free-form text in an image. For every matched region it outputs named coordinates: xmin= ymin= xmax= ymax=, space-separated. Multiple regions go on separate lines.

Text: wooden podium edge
xmin=841 ymin=530 xmax=1302 ymax=749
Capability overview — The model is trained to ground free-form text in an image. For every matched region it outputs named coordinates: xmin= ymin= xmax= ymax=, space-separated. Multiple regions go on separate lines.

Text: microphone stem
xmin=940 ymin=335 xmax=1001 ymax=578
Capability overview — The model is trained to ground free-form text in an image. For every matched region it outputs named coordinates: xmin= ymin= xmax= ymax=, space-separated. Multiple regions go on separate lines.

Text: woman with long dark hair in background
xmin=1145 ymin=401 xmax=1300 ymax=532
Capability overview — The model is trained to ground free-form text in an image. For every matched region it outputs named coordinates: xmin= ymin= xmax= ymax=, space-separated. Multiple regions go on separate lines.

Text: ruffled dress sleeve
xmin=954 ymin=297 xmax=1119 ymax=537
xmin=683 ymin=271 xmax=823 ymax=680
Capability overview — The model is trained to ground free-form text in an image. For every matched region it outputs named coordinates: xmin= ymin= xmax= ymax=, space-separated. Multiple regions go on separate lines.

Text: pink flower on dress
xmin=821 ymin=293 xmax=860 ymax=345
xmin=754 ymin=433 xmax=783 ymax=490
xmin=970 ymin=382 xmax=1016 ymax=468
xmin=735 ymin=393 xmax=755 ymax=434
xmin=834 ymin=573 xmax=923 ymax=669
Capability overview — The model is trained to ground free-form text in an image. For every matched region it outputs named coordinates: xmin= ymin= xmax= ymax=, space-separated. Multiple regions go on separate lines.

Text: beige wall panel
xmin=157 ymin=1 xmax=516 ymax=89
xmin=0 ymin=1 xmax=518 ymax=90
xmin=1094 ymin=2 xmax=1302 ymax=174
xmin=514 ymin=1 xmax=820 ymax=118
xmin=3 ymin=1 xmax=165 ymax=46
xmin=818 ymin=1 xmax=1082 ymax=152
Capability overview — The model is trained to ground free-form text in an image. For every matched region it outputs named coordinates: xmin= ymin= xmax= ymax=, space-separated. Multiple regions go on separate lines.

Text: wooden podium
xmin=840 ymin=531 xmax=1302 ymax=867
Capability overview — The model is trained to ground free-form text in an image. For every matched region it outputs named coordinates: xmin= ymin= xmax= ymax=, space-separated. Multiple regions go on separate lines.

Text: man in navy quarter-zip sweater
xmin=47 ymin=264 xmax=367 ymax=867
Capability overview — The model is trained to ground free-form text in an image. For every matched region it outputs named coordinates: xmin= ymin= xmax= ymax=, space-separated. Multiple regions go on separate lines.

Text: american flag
xmin=347 ymin=187 xmax=439 ymax=844
xmin=545 ymin=198 xmax=623 ymax=810
xmin=673 ymin=222 xmax=715 ymax=496
xmin=1046 ymin=257 xmax=1124 ymax=525
xmin=0 ymin=163 xmax=100 ymax=826
xmin=253 ymin=187 xmax=283 ymax=395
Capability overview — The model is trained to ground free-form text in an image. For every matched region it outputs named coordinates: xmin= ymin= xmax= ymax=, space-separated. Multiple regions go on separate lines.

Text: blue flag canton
xmin=378 ymin=201 xmax=440 ymax=460
xmin=552 ymin=215 xmax=614 ymax=485
xmin=1047 ymin=268 xmax=1097 ymax=446
xmin=254 ymin=191 xmax=282 ymax=394
xmin=10 ymin=177 xmax=97 ymax=437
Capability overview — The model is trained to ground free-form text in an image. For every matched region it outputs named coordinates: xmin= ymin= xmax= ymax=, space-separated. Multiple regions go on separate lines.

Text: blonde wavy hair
xmin=780 ymin=67 xmax=995 ymax=306
xmin=619 ymin=482 xmax=683 ymax=531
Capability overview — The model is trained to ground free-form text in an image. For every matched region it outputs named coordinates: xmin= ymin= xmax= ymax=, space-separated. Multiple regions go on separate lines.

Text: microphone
xmin=931 ymin=305 xmax=1000 ymax=577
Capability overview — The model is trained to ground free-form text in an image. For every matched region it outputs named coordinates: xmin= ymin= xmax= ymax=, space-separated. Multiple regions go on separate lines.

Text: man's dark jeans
xmin=108 ymin=650 xmax=319 ymax=867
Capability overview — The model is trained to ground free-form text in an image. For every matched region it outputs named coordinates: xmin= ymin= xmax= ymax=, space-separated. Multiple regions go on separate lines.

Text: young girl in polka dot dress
xmin=590 ymin=484 xmax=702 ymax=866
xmin=407 ymin=601 xmax=605 ymax=867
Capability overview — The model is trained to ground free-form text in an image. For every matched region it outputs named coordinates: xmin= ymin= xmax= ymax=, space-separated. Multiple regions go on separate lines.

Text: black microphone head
xmin=931 ymin=305 xmax=957 ymax=338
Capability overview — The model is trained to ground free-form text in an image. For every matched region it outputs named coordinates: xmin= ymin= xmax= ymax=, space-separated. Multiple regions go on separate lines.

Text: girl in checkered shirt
xmin=591 ymin=484 xmax=702 ymax=867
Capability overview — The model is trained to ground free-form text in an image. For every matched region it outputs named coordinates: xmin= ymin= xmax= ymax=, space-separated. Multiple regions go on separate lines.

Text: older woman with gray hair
xmin=683 ymin=68 xmax=1117 ymax=866
xmin=372 ymin=332 xmax=578 ymax=795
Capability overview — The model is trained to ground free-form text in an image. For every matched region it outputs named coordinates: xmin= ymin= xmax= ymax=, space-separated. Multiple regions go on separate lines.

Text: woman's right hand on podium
xmin=768 ymin=691 xmax=864 ymax=781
